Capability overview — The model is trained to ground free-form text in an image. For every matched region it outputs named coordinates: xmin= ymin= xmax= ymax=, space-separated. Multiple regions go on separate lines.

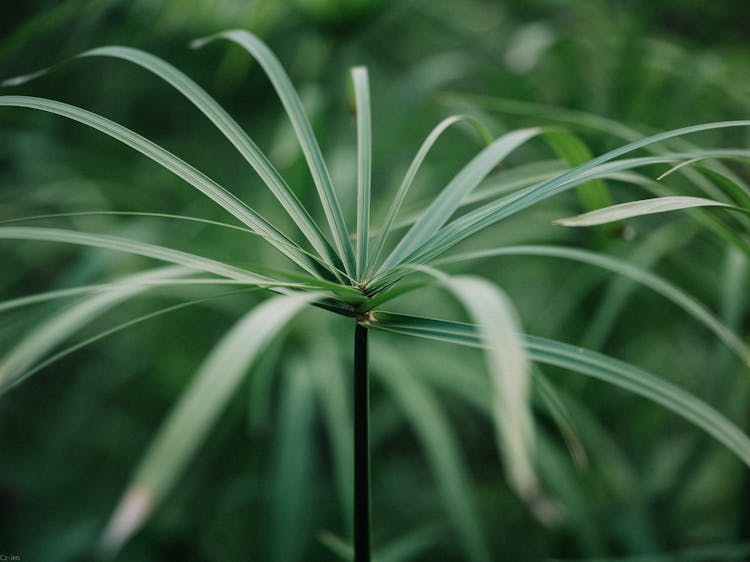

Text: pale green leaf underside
xmin=425 ymin=269 xmax=539 ymax=506
xmin=556 ymin=196 xmax=738 ymax=227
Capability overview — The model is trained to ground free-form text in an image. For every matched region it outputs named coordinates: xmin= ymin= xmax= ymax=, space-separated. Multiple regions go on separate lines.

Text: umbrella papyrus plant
xmin=2 ymin=29 xmax=750 ymax=561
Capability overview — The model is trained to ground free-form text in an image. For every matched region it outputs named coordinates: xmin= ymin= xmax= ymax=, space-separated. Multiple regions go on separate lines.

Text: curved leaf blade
xmin=441 ymin=275 xmax=539 ymax=504
xmin=367 ymin=313 xmax=750 ymax=468
xmin=409 ymin=267 xmax=555 ymax=520
xmin=75 ymin=46 xmax=339 ymax=275
xmin=402 ymin=122 xmax=750 ymax=271
xmin=192 ymin=30 xmax=357 ymax=276
xmin=374 ymin=350 xmax=491 ymax=562
xmin=0 ymin=95 xmax=319 ymax=276
xmin=555 ymin=196 xmax=737 ymax=227
xmin=0 ymin=266 xmax=190 ymax=390
xmin=434 ymin=244 xmax=750 ymax=364
xmin=378 ymin=127 xmax=541 ymax=273
xmin=99 ymin=291 xmax=318 ymax=555
xmin=367 ymin=115 xmax=491 ymax=275
xmin=0 ymin=226 xmax=279 ymax=284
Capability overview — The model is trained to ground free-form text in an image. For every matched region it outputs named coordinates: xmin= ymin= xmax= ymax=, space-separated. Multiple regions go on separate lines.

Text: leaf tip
xmin=2 ymin=66 xmax=53 ymax=87
xmin=188 ymin=37 xmax=210 ymax=50
xmin=98 ymin=485 xmax=154 ymax=557
xmin=528 ymin=491 xmax=564 ymax=527
xmin=3 ymin=74 xmax=34 ymax=87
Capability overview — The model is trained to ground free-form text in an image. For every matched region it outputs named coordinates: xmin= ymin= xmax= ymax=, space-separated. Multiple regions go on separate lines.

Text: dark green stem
xmin=354 ymin=322 xmax=370 ymax=562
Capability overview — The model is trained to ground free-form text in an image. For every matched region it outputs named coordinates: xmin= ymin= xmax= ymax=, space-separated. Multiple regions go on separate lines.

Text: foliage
xmin=2 ymin=2 xmax=750 ymax=561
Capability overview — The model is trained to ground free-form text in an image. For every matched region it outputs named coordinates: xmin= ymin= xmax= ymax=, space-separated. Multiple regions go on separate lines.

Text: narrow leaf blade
xmin=76 ymin=45 xmax=340 ymax=274
xmin=352 ymin=66 xmax=371 ymax=279
xmin=436 ymin=274 xmax=550 ymax=517
xmin=379 ymin=127 xmax=541 ymax=272
xmin=99 ymin=292 xmax=318 ymax=555
xmin=0 ymin=95 xmax=318 ymax=276
xmin=435 ymin=244 xmax=750 ymax=364
xmin=375 ymin=350 xmax=491 ymax=562
xmin=368 ymin=115 xmax=491 ymax=274
xmin=0 ymin=226 xmax=277 ymax=284
xmin=0 ymin=266 xmax=190 ymax=390
xmin=367 ymin=313 xmax=750 ymax=468
xmin=192 ymin=30 xmax=357 ymax=276
xmin=555 ymin=196 xmax=734 ymax=227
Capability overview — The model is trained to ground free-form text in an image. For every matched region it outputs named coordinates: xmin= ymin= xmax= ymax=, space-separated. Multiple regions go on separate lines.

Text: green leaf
xmin=462 ymin=159 xmax=564 ymax=207
xmin=398 ymin=122 xmax=750 ymax=272
xmin=99 ymin=291 xmax=318 ymax=556
xmin=0 ymin=226 xmax=282 ymax=284
xmin=377 ymin=127 xmax=541 ymax=273
xmin=441 ymin=94 xmax=643 ymax=143
xmin=375 ymin=525 xmax=442 ymax=562
xmin=582 ymin=169 xmax=750 ymax=258
xmin=367 ymin=115 xmax=492 ymax=275
xmin=0 ymin=277 xmax=260 ymax=313
xmin=447 ymin=93 xmax=750 ymax=200
xmin=578 ymin=222 xmax=697 ymax=351
xmin=544 ymin=129 xmax=614 ymax=212
xmin=0 ymin=95 xmax=319 ymax=276
xmin=434 ymin=244 xmax=750 ymax=364
xmin=308 ymin=336 xmax=353 ymax=532
xmin=696 ymin=166 xmax=750 ymax=209
xmin=192 ymin=30 xmax=357 ymax=276
xmin=318 ymin=526 xmax=441 ymax=562
xmin=383 ymin=160 xmax=563 ymax=238
xmin=5 ymin=45 xmax=341 ymax=276
xmin=317 ymin=531 xmax=354 ymax=561
xmin=270 ymin=358 xmax=317 ymax=562
xmin=352 ymin=66 xmax=371 ymax=279
xmin=374 ymin=350 xmax=491 ymax=562
xmin=555 ymin=196 xmax=739 ymax=227
xmin=534 ymin=372 xmax=588 ymax=470
xmin=408 ymin=267 xmax=554 ymax=520
xmin=377 ymin=149 xmax=749 ymax=284
xmin=0 ymin=266 xmax=190 ymax=390
xmin=6 ymin=291 xmax=262 ymax=395
xmin=0 ymin=210 xmax=354 ymax=283
xmin=366 ymin=313 xmax=750 ymax=468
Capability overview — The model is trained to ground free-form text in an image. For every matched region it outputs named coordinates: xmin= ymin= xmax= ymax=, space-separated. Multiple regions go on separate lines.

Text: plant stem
xmin=354 ymin=322 xmax=370 ymax=562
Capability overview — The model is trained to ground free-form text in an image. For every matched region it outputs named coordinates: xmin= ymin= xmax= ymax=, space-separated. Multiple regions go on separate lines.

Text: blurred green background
xmin=2 ymin=1 xmax=750 ymax=560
